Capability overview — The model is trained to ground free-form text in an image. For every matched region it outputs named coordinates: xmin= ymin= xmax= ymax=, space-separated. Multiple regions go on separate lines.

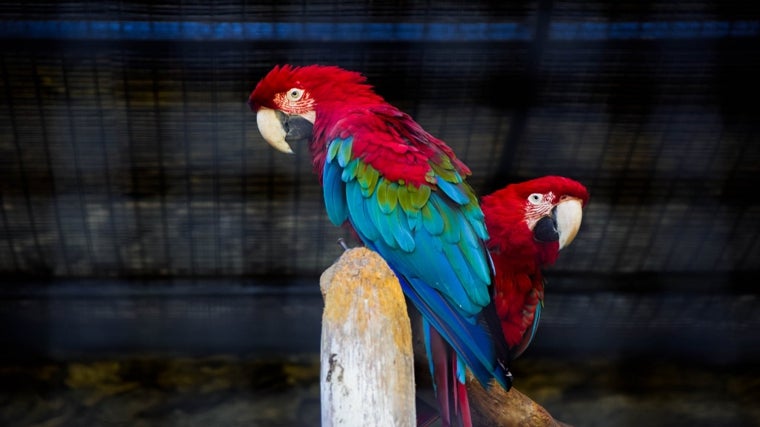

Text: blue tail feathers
xmin=397 ymin=273 xmax=513 ymax=390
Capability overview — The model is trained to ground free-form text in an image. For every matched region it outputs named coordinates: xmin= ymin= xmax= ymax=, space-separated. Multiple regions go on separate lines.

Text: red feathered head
xmin=482 ymin=175 xmax=589 ymax=266
xmin=248 ymin=64 xmax=380 ymax=112
xmin=247 ymin=64 xmax=385 ymax=155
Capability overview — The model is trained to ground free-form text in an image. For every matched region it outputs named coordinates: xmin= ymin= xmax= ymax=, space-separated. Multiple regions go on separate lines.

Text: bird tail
xmin=425 ymin=319 xmax=473 ymax=427
xmin=398 ymin=274 xmax=512 ymax=391
xmin=396 ymin=272 xmax=512 ymax=426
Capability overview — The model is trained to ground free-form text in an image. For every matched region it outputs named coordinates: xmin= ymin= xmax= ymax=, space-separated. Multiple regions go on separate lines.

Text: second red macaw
xmin=482 ymin=176 xmax=589 ymax=360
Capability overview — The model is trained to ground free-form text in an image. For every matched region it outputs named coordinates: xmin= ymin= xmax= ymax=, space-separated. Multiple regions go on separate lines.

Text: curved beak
xmin=256 ymin=107 xmax=315 ymax=154
xmin=555 ymin=197 xmax=584 ymax=250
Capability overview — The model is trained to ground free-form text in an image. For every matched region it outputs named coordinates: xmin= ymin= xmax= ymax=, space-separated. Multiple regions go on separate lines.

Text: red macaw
xmin=248 ymin=64 xmax=511 ymax=426
xmin=481 ymin=176 xmax=589 ymax=359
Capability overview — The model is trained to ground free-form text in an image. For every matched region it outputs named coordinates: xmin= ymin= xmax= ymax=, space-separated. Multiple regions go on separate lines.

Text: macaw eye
xmin=286 ymin=88 xmax=304 ymax=101
xmin=528 ymin=193 xmax=543 ymax=205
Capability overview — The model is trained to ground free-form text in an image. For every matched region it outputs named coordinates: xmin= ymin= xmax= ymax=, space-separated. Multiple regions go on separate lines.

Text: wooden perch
xmin=320 ymin=247 xmax=569 ymax=427
xmin=320 ymin=247 xmax=416 ymax=426
xmin=466 ymin=374 xmax=571 ymax=427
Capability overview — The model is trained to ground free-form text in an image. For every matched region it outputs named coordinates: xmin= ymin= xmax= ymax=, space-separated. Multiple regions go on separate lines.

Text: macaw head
xmin=247 ymin=64 xmax=384 ymax=154
xmin=482 ymin=176 xmax=589 ymax=266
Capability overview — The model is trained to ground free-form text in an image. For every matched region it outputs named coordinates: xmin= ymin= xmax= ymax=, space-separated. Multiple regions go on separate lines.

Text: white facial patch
xmin=524 ymin=192 xmax=555 ymax=230
xmin=302 ymin=110 xmax=316 ymax=124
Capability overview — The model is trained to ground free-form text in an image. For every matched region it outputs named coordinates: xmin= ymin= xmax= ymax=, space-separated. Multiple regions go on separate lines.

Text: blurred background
xmin=0 ymin=1 xmax=759 ymax=426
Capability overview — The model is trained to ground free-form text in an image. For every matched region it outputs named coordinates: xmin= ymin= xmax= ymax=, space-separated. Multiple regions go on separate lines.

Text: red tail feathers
xmin=429 ymin=327 xmax=473 ymax=427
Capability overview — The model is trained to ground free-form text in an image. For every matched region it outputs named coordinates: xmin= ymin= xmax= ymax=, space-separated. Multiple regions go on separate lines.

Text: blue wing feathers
xmin=346 ymin=183 xmax=380 ymax=241
xmin=327 ymin=135 xmax=492 ymax=316
xmin=464 ymin=205 xmax=489 ymax=241
xmin=389 ymin=206 xmax=415 ymax=252
xmin=422 ymin=317 xmax=437 ymax=389
xmin=324 ymin=135 xmax=506 ymax=391
xmin=440 ymin=243 xmax=475 ymax=286
xmin=436 ymin=178 xmax=470 ymax=205
xmin=435 ymin=200 xmax=462 ymax=244
xmin=411 ymin=232 xmax=475 ymax=313
xmin=323 ymin=160 xmax=349 ymax=226
xmin=421 ymin=204 xmax=445 ymax=235
xmin=368 ymin=189 xmax=398 ymax=248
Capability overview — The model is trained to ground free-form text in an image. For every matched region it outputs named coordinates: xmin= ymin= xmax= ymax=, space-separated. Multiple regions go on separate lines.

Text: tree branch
xmin=467 ymin=374 xmax=571 ymax=427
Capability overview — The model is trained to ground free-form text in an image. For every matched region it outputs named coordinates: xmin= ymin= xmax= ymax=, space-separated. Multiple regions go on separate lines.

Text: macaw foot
xmin=337 ymin=238 xmax=351 ymax=252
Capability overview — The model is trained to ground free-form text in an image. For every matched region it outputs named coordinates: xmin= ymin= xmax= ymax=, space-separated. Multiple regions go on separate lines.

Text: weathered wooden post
xmin=320 ymin=247 xmax=416 ymax=426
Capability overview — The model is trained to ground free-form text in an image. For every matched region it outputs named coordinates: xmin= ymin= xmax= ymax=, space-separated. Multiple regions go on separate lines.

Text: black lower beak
xmin=534 ymin=212 xmax=559 ymax=243
xmin=275 ymin=110 xmax=313 ymax=144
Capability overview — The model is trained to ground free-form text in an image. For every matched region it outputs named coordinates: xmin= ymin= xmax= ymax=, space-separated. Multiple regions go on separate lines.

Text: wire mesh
xmin=0 ymin=1 xmax=759 ymax=359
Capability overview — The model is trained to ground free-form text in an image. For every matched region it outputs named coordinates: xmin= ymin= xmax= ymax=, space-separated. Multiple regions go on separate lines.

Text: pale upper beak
xmin=256 ymin=107 xmax=315 ymax=154
xmin=555 ymin=197 xmax=584 ymax=250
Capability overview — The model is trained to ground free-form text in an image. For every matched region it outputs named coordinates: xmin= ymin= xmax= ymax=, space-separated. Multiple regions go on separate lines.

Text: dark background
xmin=0 ymin=0 xmax=758 ymax=384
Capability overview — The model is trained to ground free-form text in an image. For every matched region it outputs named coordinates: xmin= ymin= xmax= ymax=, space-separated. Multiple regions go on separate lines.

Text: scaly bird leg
xmin=337 ymin=238 xmax=351 ymax=252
